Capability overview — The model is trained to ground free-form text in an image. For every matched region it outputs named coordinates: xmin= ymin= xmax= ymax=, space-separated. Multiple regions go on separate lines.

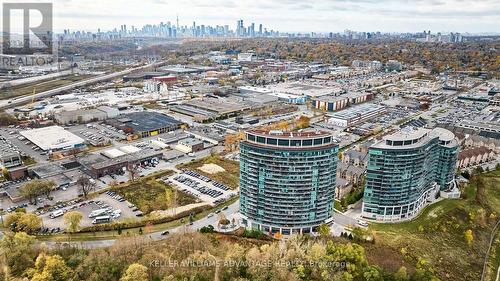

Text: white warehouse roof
xmin=20 ymin=126 xmax=85 ymax=151
xmin=101 ymin=148 xmax=127 ymax=158
xmin=118 ymin=145 xmax=141 ymax=154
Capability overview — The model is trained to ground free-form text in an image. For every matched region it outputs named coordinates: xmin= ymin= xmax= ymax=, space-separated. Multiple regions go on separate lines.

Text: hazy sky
xmin=1 ymin=0 xmax=499 ymax=34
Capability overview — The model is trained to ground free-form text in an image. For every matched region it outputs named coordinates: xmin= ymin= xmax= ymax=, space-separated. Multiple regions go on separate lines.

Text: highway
xmin=0 ymin=70 xmax=72 ymax=89
xmin=0 ymin=61 xmax=167 ymax=109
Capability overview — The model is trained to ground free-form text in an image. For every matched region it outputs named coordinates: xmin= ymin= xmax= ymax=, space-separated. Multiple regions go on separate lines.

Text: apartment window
xmin=267 ymin=138 xmax=277 ymax=145
xmin=302 ymin=139 xmax=313 ymax=146
xmin=278 ymin=139 xmax=289 ymax=146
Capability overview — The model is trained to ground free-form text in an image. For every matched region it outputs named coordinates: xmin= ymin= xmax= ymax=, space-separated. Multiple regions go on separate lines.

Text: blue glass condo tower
xmin=239 ymin=130 xmax=338 ymax=235
xmin=362 ymin=127 xmax=459 ymax=222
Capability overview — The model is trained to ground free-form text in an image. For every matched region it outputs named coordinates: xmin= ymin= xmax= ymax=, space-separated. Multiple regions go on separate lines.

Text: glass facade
xmin=362 ymin=128 xmax=458 ymax=222
xmin=239 ymin=131 xmax=338 ymax=235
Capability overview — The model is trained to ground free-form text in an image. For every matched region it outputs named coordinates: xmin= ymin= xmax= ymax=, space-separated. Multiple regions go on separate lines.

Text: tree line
xmin=0 ymin=230 xmax=443 ymax=281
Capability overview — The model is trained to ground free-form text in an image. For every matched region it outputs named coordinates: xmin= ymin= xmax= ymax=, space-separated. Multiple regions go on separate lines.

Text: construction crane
xmin=24 ymin=88 xmax=37 ymax=110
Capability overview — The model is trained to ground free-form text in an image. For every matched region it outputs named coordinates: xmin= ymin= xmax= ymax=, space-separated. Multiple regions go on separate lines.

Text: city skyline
xmin=1 ymin=0 xmax=499 ymax=34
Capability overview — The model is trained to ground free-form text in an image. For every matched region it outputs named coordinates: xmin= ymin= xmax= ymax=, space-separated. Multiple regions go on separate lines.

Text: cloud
xmin=0 ymin=0 xmax=498 ymax=33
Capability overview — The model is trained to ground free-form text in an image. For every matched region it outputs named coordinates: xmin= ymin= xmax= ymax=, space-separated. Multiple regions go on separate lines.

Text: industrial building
xmin=54 ymin=106 xmax=119 ymax=124
xmin=269 ymin=82 xmax=336 ymax=98
xmin=186 ymin=127 xmax=225 ymax=145
xmin=362 ymin=127 xmax=459 ymax=222
xmin=237 ymin=52 xmax=256 ymax=62
xmin=143 ymin=75 xmax=177 ymax=93
xmin=239 ymin=130 xmax=338 ymax=235
xmin=174 ymin=138 xmax=204 ymax=153
xmin=312 ymin=96 xmax=349 ymax=112
xmin=0 ymin=143 xmax=22 ymax=168
xmin=238 ymin=86 xmax=273 ymax=95
xmin=312 ymin=92 xmax=374 ymax=112
xmin=79 ymin=148 xmax=162 ymax=178
xmin=122 ymin=72 xmax=166 ymax=82
xmin=105 ymin=112 xmax=183 ymax=138
xmin=159 ymin=65 xmax=216 ymax=75
xmin=171 ymin=97 xmax=253 ymax=122
xmin=20 ymin=126 xmax=86 ymax=152
xmin=327 ymin=104 xmax=386 ymax=128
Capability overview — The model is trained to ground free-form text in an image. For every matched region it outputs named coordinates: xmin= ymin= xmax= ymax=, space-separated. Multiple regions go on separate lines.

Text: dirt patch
xmin=199 ymin=163 xmax=226 ymax=174
xmin=149 ymin=202 xmax=209 ymax=218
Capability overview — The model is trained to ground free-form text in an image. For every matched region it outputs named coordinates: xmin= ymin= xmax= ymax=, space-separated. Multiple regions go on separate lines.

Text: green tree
xmin=120 ymin=263 xmax=148 ymax=281
xmin=317 ymin=223 xmax=331 ymax=239
xmin=394 ymin=266 xmax=409 ymax=281
xmin=63 ymin=211 xmax=83 ymax=233
xmin=19 ymin=180 xmax=55 ymax=204
xmin=0 ymin=232 xmax=36 ymax=276
xmin=29 ymin=254 xmax=72 ymax=281
xmin=413 ymin=257 xmax=439 ymax=281
xmin=4 ymin=211 xmax=24 ymax=228
xmin=40 ymin=180 xmax=56 ymax=200
xmin=164 ymin=188 xmax=177 ymax=215
xmin=17 ymin=213 xmax=42 ymax=234
xmin=475 ymin=166 xmax=484 ymax=174
xmin=363 ymin=266 xmax=383 ymax=281
xmin=464 ymin=229 xmax=473 ymax=246
xmin=5 ymin=212 xmax=41 ymax=234
xmin=76 ymin=176 xmax=96 ymax=199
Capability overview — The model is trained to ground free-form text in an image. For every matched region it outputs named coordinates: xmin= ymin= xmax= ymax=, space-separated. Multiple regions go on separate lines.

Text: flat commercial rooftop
xmin=20 ymin=126 xmax=85 ymax=151
xmin=269 ymin=82 xmax=336 ymax=97
xmin=327 ymin=104 xmax=385 ymax=120
xmin=186 ymin=98 xmax=250 ymax=115
xmin=101 ymin=148 xmax=127 ymax=159
xmin=119 ymin=145 xmax=141 ymax=154
xmin=107 ymin=112 xmax=182 ymax=133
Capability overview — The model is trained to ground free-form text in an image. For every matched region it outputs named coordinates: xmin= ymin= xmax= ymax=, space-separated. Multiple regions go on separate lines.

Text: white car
xmin=357 ymin=220 xmax=369 ymax=227
xmin=207 ymin=213 xmax=215 ymax=218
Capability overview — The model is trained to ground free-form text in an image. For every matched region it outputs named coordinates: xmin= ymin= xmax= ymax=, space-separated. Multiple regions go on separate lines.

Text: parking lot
xmin=0 ymin=127 xmax=49 ymax=163
xmin=40 ymin=192 xmax=140 ymax=231
xmin=167 ymin=170 xmax=237 ymax=206
xmin=68 ymin=124 xmax=122 ymax=146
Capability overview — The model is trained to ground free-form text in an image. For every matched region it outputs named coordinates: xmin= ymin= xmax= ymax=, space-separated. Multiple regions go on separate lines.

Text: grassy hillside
xmin=366 ymin=169 xmax=500 ymax=280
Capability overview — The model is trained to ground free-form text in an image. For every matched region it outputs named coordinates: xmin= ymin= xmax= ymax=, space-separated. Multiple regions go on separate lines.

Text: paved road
xmin=0 ymin=61 xmax=167 ymax=109
xmin=0 ymin=70 xmax=72 ymax=89
xmin=481 ymin=219 xmax=500 ymax=281
xmin=37 ymin=203 xmax=362 ymax=249
xmin=43 ymin=200 xmax=240 ymax=249
xmin=333 ymin=211 xmax=359 ymax=227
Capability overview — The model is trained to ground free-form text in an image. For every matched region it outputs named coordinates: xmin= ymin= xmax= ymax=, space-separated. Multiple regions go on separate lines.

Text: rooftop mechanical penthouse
xmin=239 ymin=130 xmax=338 ymax=235
xmin=362 ymin=127 xmax=459 ymax=222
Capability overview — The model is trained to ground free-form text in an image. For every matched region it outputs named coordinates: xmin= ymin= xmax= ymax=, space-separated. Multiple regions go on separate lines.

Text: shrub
xmin=200 ymin=225 xmax=215 ymax=233
xmin=242 ymin=229 xmax=265 ymax=239
xmin=79 ymin=206 xmax=207 ymax=233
